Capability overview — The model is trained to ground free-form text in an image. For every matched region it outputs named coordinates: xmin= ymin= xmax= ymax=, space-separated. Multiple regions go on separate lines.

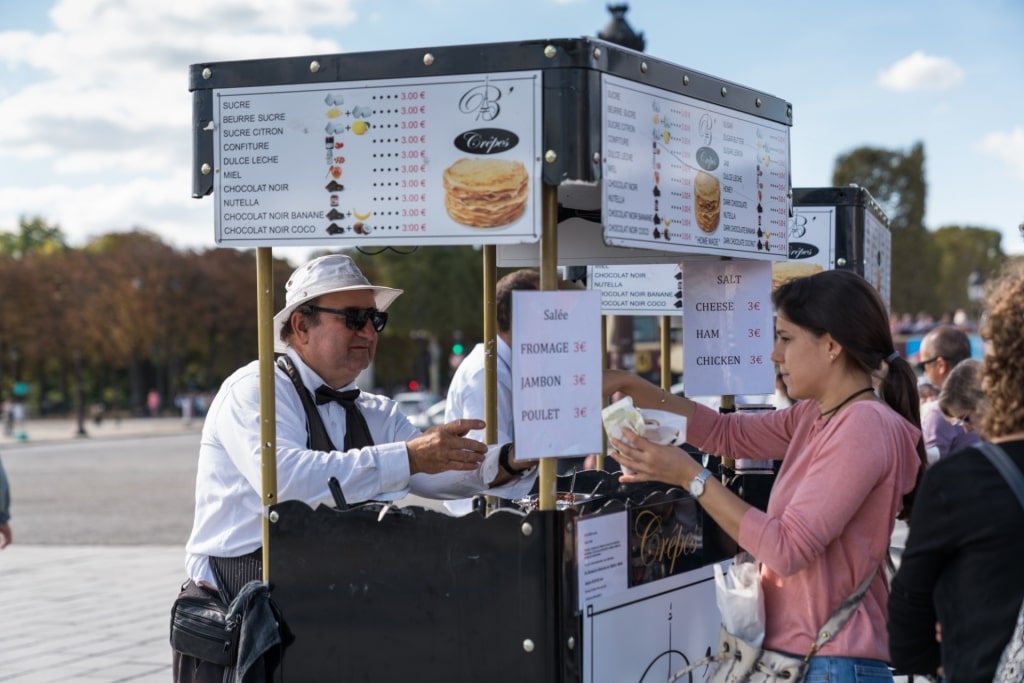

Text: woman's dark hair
xmin=773 ymin=269 xmax=926 ymax=520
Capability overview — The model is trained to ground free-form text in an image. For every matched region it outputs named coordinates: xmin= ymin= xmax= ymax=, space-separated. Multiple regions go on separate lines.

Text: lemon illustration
xmin=326 ymin=108 xmax=342 ymax=119
xmin=662 ymin=129 xmax=670 ymax=144
xmin=352 ymin=120 xmax=369 ymax=135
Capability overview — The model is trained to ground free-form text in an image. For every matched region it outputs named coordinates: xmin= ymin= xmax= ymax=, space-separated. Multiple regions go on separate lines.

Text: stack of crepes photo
xmin=693 ymin=170 xmax=721 ymax=233
xmin=443 ymin=157 xmax=529 ymax=228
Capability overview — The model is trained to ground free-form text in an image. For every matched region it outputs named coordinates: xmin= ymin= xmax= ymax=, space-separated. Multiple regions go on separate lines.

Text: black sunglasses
xmin=915 ymin=356 xmax=943 ymax=372
xmin=307 ymin=305 xmax=388 ymax=332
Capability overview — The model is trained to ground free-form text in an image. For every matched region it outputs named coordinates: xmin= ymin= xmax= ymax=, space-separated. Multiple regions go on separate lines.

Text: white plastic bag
xmin=714 ymin=556 xmax=765 ymax=647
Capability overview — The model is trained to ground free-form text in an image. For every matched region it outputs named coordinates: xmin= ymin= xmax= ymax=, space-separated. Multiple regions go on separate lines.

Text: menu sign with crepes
xmin=601 ymin=74 xmax=790 ymax=261
xmin=213 ymin=72 xmax=542 ymax=247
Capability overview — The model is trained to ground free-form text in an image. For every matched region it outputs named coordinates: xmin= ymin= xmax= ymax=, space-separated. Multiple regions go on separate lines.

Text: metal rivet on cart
xmin=309 ymin=61 xmax=320 ymax=73
xmin=756 ymin=98 xmax=763 ymax=108
xmin=592 ymin=152 xmax=601 ymax=164
xmin=201 ymin=68 xmax=212 ymax=80
xmin=544 ymin=45 xmax=557 ymax=59
xmin=787 ymin=105 xmax=793 ymax=119
xmin=200 ymin=163 xmax=212 ymax=176
xmin=269 ymin=511 xmax=279 ymax=523
xmin=640 ymin=61 xmax=648 ymax=73
xmin=544 ymin=150 xmax=557 ymax=164
xmin=523 ymin=639 xmax=535 ymax=653
xmin=521 ymin=522 xmax=534 ymax=536
xmin=682 ymin=75 xmax=689 ymax=86
xmin=592 ymin=48 xmax=601 ymax=61
xmin=721 ymin=86 xmax=728 ymax=97
xmin=837 ymin=258 xmax=847 ymax=267
xmin=423 ymin=53 xmax=434 ymax=66
xmin=567 ymin=636 xmax=576 ymax=650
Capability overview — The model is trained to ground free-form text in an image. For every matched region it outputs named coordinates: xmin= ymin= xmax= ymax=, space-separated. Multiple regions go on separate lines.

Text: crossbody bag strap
xmin=976 ymin=441 xmax=1024 ymax=510
xmin=804 ymin=566 xmax=878 ymax=661
xmin=275 ymin=355 xmax=336 ymax=452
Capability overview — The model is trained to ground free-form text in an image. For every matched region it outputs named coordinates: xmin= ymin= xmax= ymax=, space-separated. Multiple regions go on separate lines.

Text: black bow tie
xmin=314 ymin=385 xmax=360 ymax=406
xmin=314 ymin=385 xmax=374 ymax=450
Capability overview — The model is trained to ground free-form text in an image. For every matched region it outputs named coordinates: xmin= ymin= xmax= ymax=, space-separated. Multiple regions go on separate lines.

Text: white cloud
xmin=877 ymin=51 xmax=965 ymax=92
xmin=977 ymin=127 xmax=1024 ymax=181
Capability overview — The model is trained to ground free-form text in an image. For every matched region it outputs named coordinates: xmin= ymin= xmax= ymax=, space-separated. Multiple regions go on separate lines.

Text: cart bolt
xmin=567 ymin=636 xmax=576 ymax=650
xmin=544 ymin=45 xmax=557 ymax=59
xmin=544 ymin=150 xmax=557 ymax=164
xmin=269 ymin=511 xmax=279 ymax=523
xmin=755 ymin=98 xmax=763 ymax=108
xmin=201 ymin=68 xmax=212 ymax=80
xmin=682 ymin=75 xmax=689 ymax=86
xmin=309 ymin=61 xmax=321 ymax=73
xmin=640 ymin=61 xmax=648 ymax=73
xmin=837 ymin=258 xmax=847 ymax=267
xmin=592 ymin=152 xmax=601 ymax=164
xmin=592 ymin=48 xmax=601 ymax=61
xmin=787 ymin=105 xmax=793 ymax=119
xmin=423 ymin=53 xmax=434 ymax=66
xmin=200 ymin=163 xmax=212 ymax=176
xmin=721 ymin=87 xmax=728 ymax=97
xmin=521 ymin=522 xmax=534 ymax=536
xmin=523 ymin=639 xmax=535 ymax=653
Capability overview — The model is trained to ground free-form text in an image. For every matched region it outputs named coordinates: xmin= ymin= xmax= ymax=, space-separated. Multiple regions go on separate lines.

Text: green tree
xmin=929 ymin=226 xmax=1005 ymax=318
xmin=0 ymin=216 xmax=68 ymax=258
xmin=832 ymin=143 xmax=930 ymax=315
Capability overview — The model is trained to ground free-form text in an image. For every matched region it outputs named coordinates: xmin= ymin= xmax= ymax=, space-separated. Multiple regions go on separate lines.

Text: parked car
xmin=393 ymin=391 xmax=442 ymax=429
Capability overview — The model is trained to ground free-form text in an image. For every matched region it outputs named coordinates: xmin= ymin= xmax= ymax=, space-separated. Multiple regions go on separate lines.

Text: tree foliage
xmin=831 ymin=142 xmax=1008 ymax=317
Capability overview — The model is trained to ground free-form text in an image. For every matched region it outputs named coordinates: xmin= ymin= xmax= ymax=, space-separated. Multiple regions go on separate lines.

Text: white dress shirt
xmin=444 ymin=337 xmax=514 ymax=444
xmin=184 ymin=349 xmax=535 ymax=586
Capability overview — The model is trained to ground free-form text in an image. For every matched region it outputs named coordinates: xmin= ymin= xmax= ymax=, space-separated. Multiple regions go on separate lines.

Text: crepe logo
xmin=454 ymin=128 xmax=519 ymax=155
xmin=789 ymin=242 xmax=819 ymax=260
xmin=458 ymin=83 xmax=503 ymax=121
xmin=695 ymin=146 xmax=719 ymax=171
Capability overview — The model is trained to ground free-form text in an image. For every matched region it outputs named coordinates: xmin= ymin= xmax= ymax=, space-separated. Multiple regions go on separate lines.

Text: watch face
xmin=690 ymin=478 xmax=705 ymax=498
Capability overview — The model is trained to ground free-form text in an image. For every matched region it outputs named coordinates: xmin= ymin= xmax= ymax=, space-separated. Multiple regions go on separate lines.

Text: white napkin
xmin=714 ymin=557 xmax=765 ymax=647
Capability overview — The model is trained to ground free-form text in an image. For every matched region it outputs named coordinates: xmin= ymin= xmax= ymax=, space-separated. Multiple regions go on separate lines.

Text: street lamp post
xmin=967 ymin=270 xmax=985 ymax=325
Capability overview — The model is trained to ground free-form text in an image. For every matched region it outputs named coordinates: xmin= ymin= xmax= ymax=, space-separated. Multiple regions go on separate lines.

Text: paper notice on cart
xmin=577 ymin=511 xmax=629 ymax=610
xmin=683 ymin=261 xmax=774 ymax=397
xmin=511 ymin=290 xmax=603 ymax=458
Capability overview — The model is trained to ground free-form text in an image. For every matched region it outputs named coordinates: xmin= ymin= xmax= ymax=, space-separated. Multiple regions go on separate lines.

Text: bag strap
xmin=276 ymin=355 xmax=336 ymax=452
xmin=804 ymin=567 xmax=877 ymax=660
xmin=975 ymin=441 xmax=1024 ymax=511
xmin=667 ymin=565 xmax=878 ymax=682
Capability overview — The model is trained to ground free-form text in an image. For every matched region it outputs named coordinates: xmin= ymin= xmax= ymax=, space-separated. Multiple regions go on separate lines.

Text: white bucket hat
xmin=273 ymin=254 xmax=402 ymax=352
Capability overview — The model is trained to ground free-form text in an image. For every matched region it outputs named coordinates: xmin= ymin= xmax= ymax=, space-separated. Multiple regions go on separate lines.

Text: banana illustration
xmin=352 ymin=209 xmax=372 ymax=221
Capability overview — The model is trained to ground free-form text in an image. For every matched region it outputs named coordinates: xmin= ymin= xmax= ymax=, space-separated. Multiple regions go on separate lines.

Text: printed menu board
xmin=683 ymin=260 xmax=774 ymax=397
xmin=587 ymin=263 xmax=683 ymax=315
xmin=601 ymin=74 xmax=790 ymax=261
xmin=213 ymin=72 xmax=542 ymax=247
xmin=511 ymin=290 xmax=603 ymax=458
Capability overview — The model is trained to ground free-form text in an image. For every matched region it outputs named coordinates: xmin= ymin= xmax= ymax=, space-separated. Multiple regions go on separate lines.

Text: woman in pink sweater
xmin=605 ymin=269 xmax=925 ymax=682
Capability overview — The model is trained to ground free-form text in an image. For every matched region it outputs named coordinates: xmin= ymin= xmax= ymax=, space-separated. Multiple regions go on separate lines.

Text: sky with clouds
xmin=1 ymin=0 xmax=1021 ymax=263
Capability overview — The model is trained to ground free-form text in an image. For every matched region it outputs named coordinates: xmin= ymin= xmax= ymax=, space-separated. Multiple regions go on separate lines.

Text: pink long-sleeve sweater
xmin=688 ymin=398 xmax=920 ymax=661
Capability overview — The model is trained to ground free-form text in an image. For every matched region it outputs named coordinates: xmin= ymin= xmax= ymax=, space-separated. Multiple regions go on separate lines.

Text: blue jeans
xmin=805 ymin=657 xmax=893 ymax=683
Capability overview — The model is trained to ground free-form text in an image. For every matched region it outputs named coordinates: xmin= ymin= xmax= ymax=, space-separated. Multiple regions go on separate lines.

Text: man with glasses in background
xmin=174 ymin=254 xmax=536 ymax=682
xmin=916 ymin=324 xmax=980 ymax=462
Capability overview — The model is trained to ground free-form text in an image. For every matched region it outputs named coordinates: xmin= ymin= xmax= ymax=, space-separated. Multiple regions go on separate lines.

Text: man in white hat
xmin=174 ymin=254 xmax=536 ymax=681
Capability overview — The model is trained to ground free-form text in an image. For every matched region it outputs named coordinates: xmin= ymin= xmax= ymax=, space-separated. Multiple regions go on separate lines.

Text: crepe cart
xmin=188 ymin=36 xmax=791 ymax=681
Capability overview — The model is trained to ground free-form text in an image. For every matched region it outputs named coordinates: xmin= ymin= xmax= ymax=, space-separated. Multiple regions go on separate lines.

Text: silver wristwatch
xmin=689 ymin=468 xmax=713 ymax=498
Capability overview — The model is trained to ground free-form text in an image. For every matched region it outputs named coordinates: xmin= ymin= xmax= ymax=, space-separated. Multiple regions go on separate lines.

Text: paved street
xmin=1 ymin=417 xmax=200 ymax=681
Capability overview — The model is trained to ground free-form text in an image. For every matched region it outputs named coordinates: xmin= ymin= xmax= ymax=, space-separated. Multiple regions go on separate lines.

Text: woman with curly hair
xmin=889 ymin=261 xmax=1024 ymax=682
